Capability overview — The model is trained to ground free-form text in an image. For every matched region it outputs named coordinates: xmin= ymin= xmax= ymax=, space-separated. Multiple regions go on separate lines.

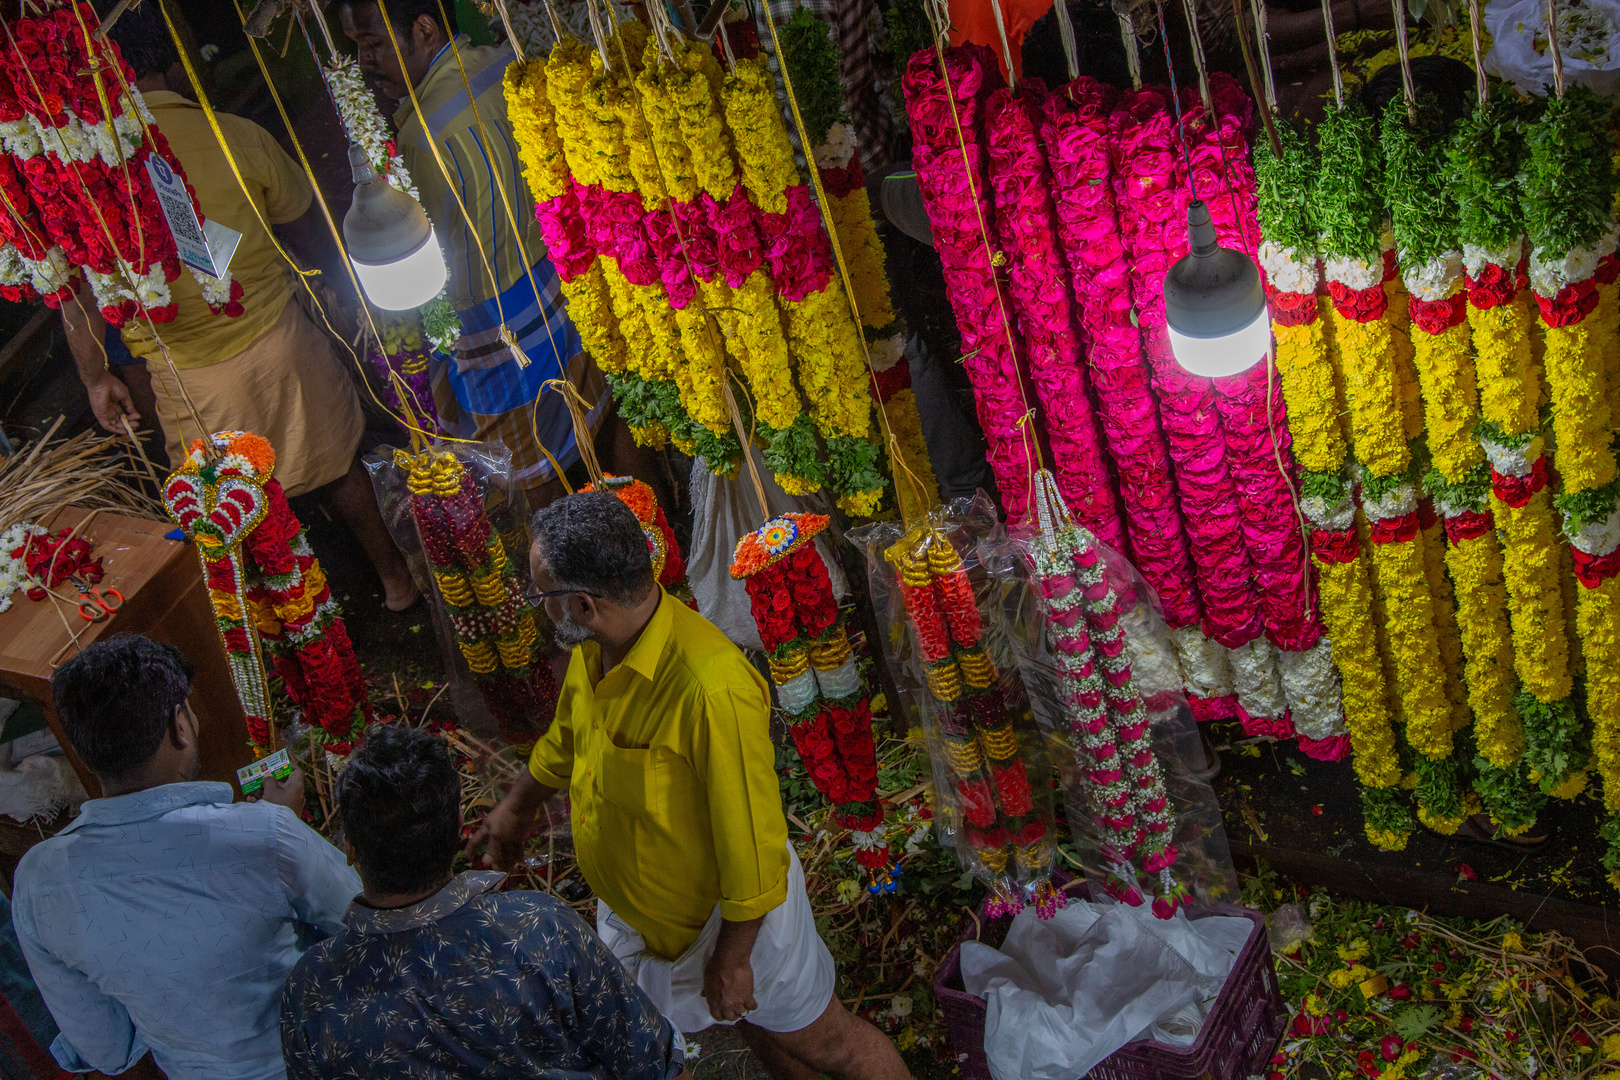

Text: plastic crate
xmin=934 ymin=882 xmax=1285 ymax=1080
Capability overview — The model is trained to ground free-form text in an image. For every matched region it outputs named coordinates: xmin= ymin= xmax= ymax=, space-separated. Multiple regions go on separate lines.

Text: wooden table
xmin=0 ymin=507 xmax=252 ymax=797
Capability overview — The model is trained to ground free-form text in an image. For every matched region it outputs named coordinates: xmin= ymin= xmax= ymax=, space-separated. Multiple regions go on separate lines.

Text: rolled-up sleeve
xmin=529 ymin=680 xmax=578 ymax=789
xmin=693 ymin=684 xmax=789 ymax=922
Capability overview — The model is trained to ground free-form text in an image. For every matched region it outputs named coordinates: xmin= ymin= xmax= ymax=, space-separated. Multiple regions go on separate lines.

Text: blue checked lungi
xmin=432 ymin=260 xmax=606 ymax=487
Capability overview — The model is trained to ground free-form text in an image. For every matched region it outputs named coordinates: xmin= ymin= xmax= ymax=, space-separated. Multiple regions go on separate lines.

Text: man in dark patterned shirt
xmin=279 ymin=725 xmax=688 ymax=1080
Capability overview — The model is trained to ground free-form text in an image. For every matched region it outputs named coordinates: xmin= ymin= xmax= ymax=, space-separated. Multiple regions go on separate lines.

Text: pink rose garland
xmin=1181 ymin=77 xmax=1319 ymax=658
xmin=1109 ymin=85 xmax=1264 ymax=652
xmin=1037 ymin=77 xmax=1201 ymax=631
xmin=904 ymin=45 xmax=1033 ymax=523
xmin=984 ymin=81 xmax=1125 ymax=550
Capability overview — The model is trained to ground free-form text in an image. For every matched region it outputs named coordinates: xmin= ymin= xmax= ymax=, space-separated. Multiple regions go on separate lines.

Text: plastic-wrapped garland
xmin=888 ymin=528 xmax=1049 ymax=916
xmin=733 ymin=514 xmax=892 ymax=892
xmin=1030 ymin=522 xmax=1188 ymax=918
xmin=398 ymin=450 xmax=558 ymax=748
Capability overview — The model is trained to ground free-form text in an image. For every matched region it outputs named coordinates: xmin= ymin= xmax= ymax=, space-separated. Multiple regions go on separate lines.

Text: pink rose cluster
xmin=1038 ymin=76 xmax=1202 ymax=630
xmin=903 ymin=44 xmax=1034 ymax=523
xmin=1109 ymin=82 xmax=1263 ymax=651
xmin=984 ymin=80 xmax=1125 ymax=551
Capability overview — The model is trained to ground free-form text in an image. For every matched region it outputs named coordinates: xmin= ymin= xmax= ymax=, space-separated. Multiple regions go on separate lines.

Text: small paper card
xmin=237 ymin=747 xmax=293 ymax=796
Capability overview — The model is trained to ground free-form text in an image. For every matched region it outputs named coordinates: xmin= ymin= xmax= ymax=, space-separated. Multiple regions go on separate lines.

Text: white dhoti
xmin=597 ymin=843 xmax=836 ymax=1034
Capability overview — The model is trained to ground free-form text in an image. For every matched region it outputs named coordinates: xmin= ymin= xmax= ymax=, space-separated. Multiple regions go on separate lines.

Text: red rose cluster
xmin=243 ymin=479 xmax=370 ymax=741
xmin=18 ymin=526 xmax=101 ymax=599
xmin=0 ymin=2 xmax=239 ymax=324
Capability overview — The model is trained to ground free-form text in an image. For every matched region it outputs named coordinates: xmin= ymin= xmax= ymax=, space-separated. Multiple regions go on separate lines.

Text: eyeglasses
xmin=525 ymin=587 xmax=600 ymax=608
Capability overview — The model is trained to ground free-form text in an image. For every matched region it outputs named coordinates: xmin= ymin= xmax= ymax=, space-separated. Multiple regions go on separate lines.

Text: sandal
xmin=1451 ymin=812 xmax=1550 ymax=850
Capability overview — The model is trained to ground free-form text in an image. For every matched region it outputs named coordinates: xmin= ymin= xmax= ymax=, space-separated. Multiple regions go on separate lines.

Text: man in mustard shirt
xmin=63 ymin=6 xmax=414 ymax=610
xmin=470 ymin=492 xmax=910 ymax=1080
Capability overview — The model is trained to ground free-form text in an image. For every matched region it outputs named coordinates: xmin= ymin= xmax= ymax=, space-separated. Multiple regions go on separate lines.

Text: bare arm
xmin=1264 ymin=0 xmax=1394 ymax=57
xmin=61 ymin=285 xmax=140 ymax=434
xmin=703 ymin=915 xmax=763 ymax=1022
xmin=466 ymin=768 xmax=560 ymax=871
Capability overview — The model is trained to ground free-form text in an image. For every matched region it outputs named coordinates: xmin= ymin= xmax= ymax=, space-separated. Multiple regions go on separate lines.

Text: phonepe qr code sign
xmin=144 ymin=155 xmax=241 ymax=279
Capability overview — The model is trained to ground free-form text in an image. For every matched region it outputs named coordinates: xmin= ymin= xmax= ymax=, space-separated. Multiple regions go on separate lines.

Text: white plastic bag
xmin=959 ymin=901 xmax=1251 ymax=1080
xmin=687 ymin=449 xmax=847 ymax=652
xmin=1485 ymin=0 xmax=1620 ymax=95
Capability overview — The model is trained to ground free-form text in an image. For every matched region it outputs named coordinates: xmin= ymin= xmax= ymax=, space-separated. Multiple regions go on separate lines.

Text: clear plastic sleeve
xmin=850 ymin=492 xmax=1060 ymax=917
xmin=364 ymin=440 xmax=558 ymax=746
xmin=978 ymin=474 xmax=1239 ymax=916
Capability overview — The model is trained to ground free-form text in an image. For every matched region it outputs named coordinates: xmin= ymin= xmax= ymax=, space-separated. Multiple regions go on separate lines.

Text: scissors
xmin=70 ymin=576 xmax=124 ymax=622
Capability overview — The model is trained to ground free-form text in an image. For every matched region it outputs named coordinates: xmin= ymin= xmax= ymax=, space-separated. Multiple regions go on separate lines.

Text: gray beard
xmin=552 ymin=608 xmax=592 ymax=649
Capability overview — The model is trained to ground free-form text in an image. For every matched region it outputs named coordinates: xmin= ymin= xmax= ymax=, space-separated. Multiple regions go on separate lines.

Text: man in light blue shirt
xmin=10 ymin=634 xmax=360 ymax=1080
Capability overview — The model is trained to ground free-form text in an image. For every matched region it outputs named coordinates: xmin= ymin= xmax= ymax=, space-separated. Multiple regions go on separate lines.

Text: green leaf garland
xmin=779 ymin=7 xmax=849 ymax=150
xmin=1521 ymin=85 xmax=1617 ymax=263
xmin=1316 ymin=101 xmax=1386 ymax=264
xmin=1447 ymin=87 xmax=1532 ymax=252
xmin=1253 ymin=116 xmax=1317 ymax=256
xmin=1382 ymin=95 xmax=1457 ymax=268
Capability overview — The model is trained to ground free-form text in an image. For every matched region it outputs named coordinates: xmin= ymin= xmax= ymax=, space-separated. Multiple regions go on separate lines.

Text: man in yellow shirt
xmin=64 ymin=6 xmax=415 ymax=609
xmin=470 ymin=492 xmax=910 ymax=1080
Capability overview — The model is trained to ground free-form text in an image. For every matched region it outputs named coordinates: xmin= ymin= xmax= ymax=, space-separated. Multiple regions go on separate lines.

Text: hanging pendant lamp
xmin=1163 ymin=199 xmax=1270 ymax=378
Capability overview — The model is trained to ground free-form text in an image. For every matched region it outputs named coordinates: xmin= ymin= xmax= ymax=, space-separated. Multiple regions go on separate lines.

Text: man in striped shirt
xmin=339 ymin=0 xmax=604 ymax=499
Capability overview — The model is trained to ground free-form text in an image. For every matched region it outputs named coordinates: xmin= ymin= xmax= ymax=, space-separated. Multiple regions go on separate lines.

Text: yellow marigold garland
xmin=1418 ymin=512 xmax=1470 ymax=732
xmin=1272 ymin=312 xmax=1345 ymax=475
xmin=830 ymin=183 xmax=895 ymax=330
xmin=505 ymin=56 xmax=629 ymax=376
xmin=1445 ymin=528 xmax=1520 ymax=759
xmin=1331 ymin=307 xmax=1407 ymax=478
xmin=1320 ymin=553 xmax=1401 ymax=791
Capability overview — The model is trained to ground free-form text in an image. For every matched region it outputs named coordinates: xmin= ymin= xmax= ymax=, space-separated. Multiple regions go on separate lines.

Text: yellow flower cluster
xmin=720 ymin=55 xmax=876 ymax=497
xmin=1385 ymin=278 xmax=1426 ymax=441
xmin=720 ymin=57 xmax=798 ymax=215
xmin=732 ymin=271 xmax=801 ymax=430
xmin=1419 ymin=514 xmax=1470 ymax=732
xmin=503 ymin=60 xmax=569 ymax=202
xmin=1331 ymin=309 xmax=1408 ymax=478
xmin=634 ymin=48 xmax=698 ymax=204
xmin=1370 ymin=537 xmax=1454 ymax=758
xmin=1584 ymin=575 xmax=1620 ymax=812
xmin=1406 ymin=289 xmax=1515 ymax=738
xmin=1410 ymin=314 xmax=1482 ymax=483
xmin=885 ymin=388 xmax=941 ymax=523
xmin=1542 ymin=319 xmax=1616 ymax=494
xmin=1318 ymin=556 xmax=1400 ymax=789
xmin=829 ymin=185 xmax=895 ymax=330
xmin=667 ymin=41 xmax=733 ymax=200
xmin=1272 ymin=309 xmax=1346 ymax=474
xmin=1447 ymin=531 xmax=1523 ymax=763
xmin=506 ymin=50 xmax=628 ymax=377
xmin=1471 ymin=293 xmax=1572 ymax=715
xmin=785 ymin=285 xmax=870 ymax=439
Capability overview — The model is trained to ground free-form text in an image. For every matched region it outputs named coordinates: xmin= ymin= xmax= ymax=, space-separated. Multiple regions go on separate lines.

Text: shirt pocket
xmin=597 ymin=741 xmax=663 ymax=818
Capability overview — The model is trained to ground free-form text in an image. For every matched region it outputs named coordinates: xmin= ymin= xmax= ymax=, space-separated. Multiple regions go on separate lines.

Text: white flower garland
xmin=1227 ymin=637 xmax=1287 ymax=721
xmin=1360 ymin=480 xmax=1417 ymax=523
xmin=1277 ymin=638 xmax=1346 ymax=740
xmin=1567 ymin=501 xmax=1620 ymax=557
xmin=1462 ymin=237 xmax=1525 ymax=277
xmin=1170 ymin=625 xmax=1235 ymax=700
xmin=812 ymin=122 xmax=857 ymax=171
xmin=1257 ymin=239 xmax=1317 ymax=295
xmin=867 ymin=332 xmax=905 ymax=373
xmin=323 ymin=55 xmax=419 ymax=200
xmin=1399 ymin=250 xmax=1464 ymax=302
xmin=0 ymin=523 xmax=43 ymax=614
xmin=1322 ymin=251 xmax=1383 ymax=291
xmin=1479 ymin=432 xmax=1541 ymax=479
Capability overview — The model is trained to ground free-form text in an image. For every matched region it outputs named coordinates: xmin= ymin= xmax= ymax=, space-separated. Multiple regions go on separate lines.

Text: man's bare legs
xmin=324 ymin=457 xmax=418 ymax=611
xmin=738 ymin=997 xmax=913 ymax=1080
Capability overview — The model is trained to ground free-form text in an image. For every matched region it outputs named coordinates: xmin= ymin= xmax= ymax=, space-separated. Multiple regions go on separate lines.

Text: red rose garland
xmin=732 ymin=514 xmax=891 ymax=892
xmin=0 ymin=2 xmax=242 ymax=323
xmin=163 ymin=432 xmax=367 ymax=751
xmin=984 ymin=82 xmax=1126 ymax=551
